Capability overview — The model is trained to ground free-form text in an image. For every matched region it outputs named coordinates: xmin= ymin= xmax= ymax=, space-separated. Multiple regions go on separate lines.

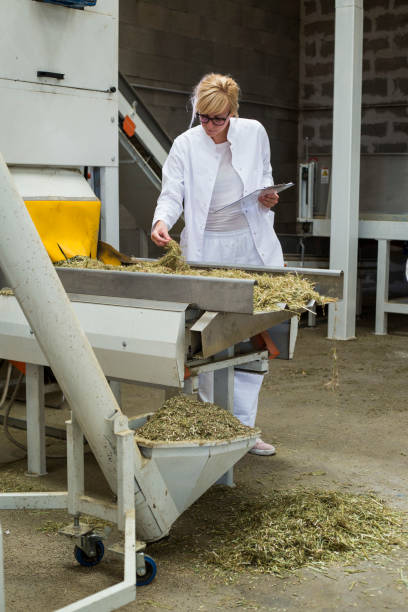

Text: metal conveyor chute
xmin=118 ymin=73 xmax=173 ymax=254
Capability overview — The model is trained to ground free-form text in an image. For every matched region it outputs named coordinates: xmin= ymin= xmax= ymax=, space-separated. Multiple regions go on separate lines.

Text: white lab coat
xmin=153 ymin=117 xmax=284 ymax=431
xmin=152 ymin=117 xmax=284 ymax=267
xmin=197 ymin=230 xmax=269 ymax=428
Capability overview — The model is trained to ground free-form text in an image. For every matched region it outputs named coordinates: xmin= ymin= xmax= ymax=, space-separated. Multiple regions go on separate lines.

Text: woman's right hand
xmin=151 ymin=220 xmax=171 ymax=247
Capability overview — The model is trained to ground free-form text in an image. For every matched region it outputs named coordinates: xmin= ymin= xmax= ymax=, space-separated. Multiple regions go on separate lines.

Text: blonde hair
xmin=190 ymin=73 xmax=240 ymax=127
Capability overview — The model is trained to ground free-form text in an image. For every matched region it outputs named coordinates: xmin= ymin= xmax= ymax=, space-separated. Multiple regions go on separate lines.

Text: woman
xmin=151 ymin=73 xmax=284 ymax=455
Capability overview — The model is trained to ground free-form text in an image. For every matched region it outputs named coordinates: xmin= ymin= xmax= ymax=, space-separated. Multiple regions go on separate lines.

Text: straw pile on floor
xmin=184 ymin=486 xmax=407 ymax=576
xmin=55 ymin=240 xmax=334 ymax=313
xmin=136 ymin=394 xmax=258 ymax=443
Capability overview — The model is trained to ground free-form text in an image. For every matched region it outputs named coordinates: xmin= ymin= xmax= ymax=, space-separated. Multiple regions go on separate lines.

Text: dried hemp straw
xmin=55 ymin=240 xmax=335 ymax=313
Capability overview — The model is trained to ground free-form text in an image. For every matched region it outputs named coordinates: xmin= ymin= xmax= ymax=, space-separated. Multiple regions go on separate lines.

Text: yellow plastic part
xmin=97 ymin=241 xmax=134 ymax=266
xmin=25 ymin=200 xmax=101 ymax=263
xmin=97 ymin=244 xmax=121 ymax=266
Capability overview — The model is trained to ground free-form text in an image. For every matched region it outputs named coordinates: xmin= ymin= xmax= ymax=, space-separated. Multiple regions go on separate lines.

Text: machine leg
xmin=0 ymin=524 xmax=5 ymax=612
xmin=59 ymin=419 xmax=139 ymax=609
xmin=307 ymin=302 xmax=316 ymax=327
xmin=117 ymin=431 xmax=137 ymax=589
xmin=67 ymin=412 xmax=85 ymax=517
xmin=26 ymin=363 xmax=47 ymax=476
xmin=214 ymin=347 xmax=235 ymax=487
xmin=116 ymin=429 xmax=136 ymax=533
xmin=375 ymin=239 xmax=390 ymax=335
xmin=289 ymin=316 xmax=299 ymax=358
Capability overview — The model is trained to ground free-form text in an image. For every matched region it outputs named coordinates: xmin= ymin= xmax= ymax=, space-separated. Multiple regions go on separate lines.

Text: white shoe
xmin=249 ymin=438 xmax=276 ymax=456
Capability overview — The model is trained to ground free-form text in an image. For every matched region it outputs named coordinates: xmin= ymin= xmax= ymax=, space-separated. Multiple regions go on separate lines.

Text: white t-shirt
xmin=205 ymin=141 xmax=248 ymax=232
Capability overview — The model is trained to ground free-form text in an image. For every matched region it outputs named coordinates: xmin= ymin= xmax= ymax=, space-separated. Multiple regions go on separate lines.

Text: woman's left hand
xmin=258 ymin=191 xmax=279 ymax=209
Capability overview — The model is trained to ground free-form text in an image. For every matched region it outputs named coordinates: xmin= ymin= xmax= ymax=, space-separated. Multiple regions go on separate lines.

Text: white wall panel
xmin=0 ymin=81 xmax=117 ymax=166
xmin=0 ymin=0 xmax=117 ymax=93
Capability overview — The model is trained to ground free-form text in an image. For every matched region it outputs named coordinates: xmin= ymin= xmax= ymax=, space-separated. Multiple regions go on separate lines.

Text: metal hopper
xmin=129 ymin=414 xmax=259 ymax=538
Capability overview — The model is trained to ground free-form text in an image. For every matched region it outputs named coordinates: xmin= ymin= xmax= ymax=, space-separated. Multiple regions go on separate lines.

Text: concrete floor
xmin=0 ymin=316 xmax=408 ymax=610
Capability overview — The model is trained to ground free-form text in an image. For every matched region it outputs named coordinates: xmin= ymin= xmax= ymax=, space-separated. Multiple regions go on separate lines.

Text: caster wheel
xmin=136 ymin=554 xmax=157 ymax=586
xmin=74 ymin=541 xmax=104 ymax=567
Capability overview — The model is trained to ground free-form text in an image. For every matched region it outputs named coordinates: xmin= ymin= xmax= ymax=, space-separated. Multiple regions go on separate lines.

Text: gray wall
xmin=118 ymin=1 xmax=408 ymax=247
xmin=119 ymin=0 xmax=301 ymax=234
xmin=299 ymin=0 xmax=408 ymax=157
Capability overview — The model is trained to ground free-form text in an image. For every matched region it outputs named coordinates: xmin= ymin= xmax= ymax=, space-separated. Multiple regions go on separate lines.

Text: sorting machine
xmin=0 ymin=156 xmax=343 ymax=608
xmin=0 ymin=261 xmax=343 ymax=535
xmin=0 ymin=3 xmax=344 ymax=607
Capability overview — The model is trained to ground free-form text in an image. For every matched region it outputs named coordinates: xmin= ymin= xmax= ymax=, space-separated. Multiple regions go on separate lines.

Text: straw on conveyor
xmin=55 ymin=240 xmax=335 ymax=313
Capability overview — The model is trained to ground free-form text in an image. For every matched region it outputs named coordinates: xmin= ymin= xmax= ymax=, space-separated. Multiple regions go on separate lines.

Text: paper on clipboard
xmin=215 ymin=182 xmax=295 ymax=213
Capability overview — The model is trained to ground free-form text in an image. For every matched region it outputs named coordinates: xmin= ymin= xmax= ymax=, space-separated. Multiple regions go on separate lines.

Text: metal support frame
xmin=118 ymin=129 xmax=162 ymax=192
xmin=26 ymin=363 xmax=47 ymax=476
xmin=0 ymin=412 xmax=137 ymax=611
xmin=214 ymin=347 xmax=235 ymax=487
xmin=374 ymin=239 xmax=408 ymax=335
xmin=289 ymin=316 xmax=299 ymax=358
xmin=328 ymin=0 xmax=363 ymax=340
xmin=312 ymin=219 xmax=408 ymax=333
xmin=375 ymin=239 xmax=390 ymax=335
xmin=0 ymin=524 xmax=5 ymax=612
xmin=58 ymin=412 xmax=137 ymax=612
xmin=307 ymin=303 xmax=317 ymax=328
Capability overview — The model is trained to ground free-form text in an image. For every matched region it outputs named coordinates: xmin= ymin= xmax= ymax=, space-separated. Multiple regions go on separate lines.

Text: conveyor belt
xmin=118 ymin=73 xmax=172 ymax=236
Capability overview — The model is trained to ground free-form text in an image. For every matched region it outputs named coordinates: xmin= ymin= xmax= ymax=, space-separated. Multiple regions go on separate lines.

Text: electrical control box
xmin=298 ymin=162 xmax=316 ymax=222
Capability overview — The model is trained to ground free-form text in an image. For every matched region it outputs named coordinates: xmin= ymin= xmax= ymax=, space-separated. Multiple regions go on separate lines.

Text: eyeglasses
xmin=197 ymin=112 xmax=230 ymax=126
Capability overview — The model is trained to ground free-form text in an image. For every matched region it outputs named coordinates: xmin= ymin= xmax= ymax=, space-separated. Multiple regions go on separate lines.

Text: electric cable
xmin=0 ymin=361 xmax=12 ymax=409
xmin=3 ymin=370 xmax=26 ymax=451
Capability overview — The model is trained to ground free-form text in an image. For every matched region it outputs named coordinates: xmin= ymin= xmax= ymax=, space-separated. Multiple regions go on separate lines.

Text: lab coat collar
xmin=197 ymin=124 xmax=217 ymax=152
xmin=227 ymin=117 xmax=238 ymax=145
xmin=196 ymin=117 xmax=239 ymax=149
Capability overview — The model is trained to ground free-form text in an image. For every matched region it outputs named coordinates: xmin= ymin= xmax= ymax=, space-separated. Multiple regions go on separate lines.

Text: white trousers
xmin=198 ymin=228 xmax=265 ymax=428
xmin=198 ymin=370 xmax=263 ymax=428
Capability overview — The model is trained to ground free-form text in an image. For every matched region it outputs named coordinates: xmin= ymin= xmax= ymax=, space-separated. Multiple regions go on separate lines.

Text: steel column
xmin=66 ymin=413 xmax=85 ymax=517
xmin=0 ymin=524 xmax=5 ymax=612
xmin=375 ymin=239 xmax=390 ymax=335
xmin=26 ymin=363 xmax=47 ymax=476
xmin=328 ymin=0 xmax=364 ymax=340
xmin=214 ymin=347 xmax=235 ymax=487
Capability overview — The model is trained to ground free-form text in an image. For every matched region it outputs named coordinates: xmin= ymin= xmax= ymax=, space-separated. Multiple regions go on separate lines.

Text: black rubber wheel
xmin=136 ymin=554 xmax=157 ymax=586
xmin=74 ymin=541 xmax=104 ymax=567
